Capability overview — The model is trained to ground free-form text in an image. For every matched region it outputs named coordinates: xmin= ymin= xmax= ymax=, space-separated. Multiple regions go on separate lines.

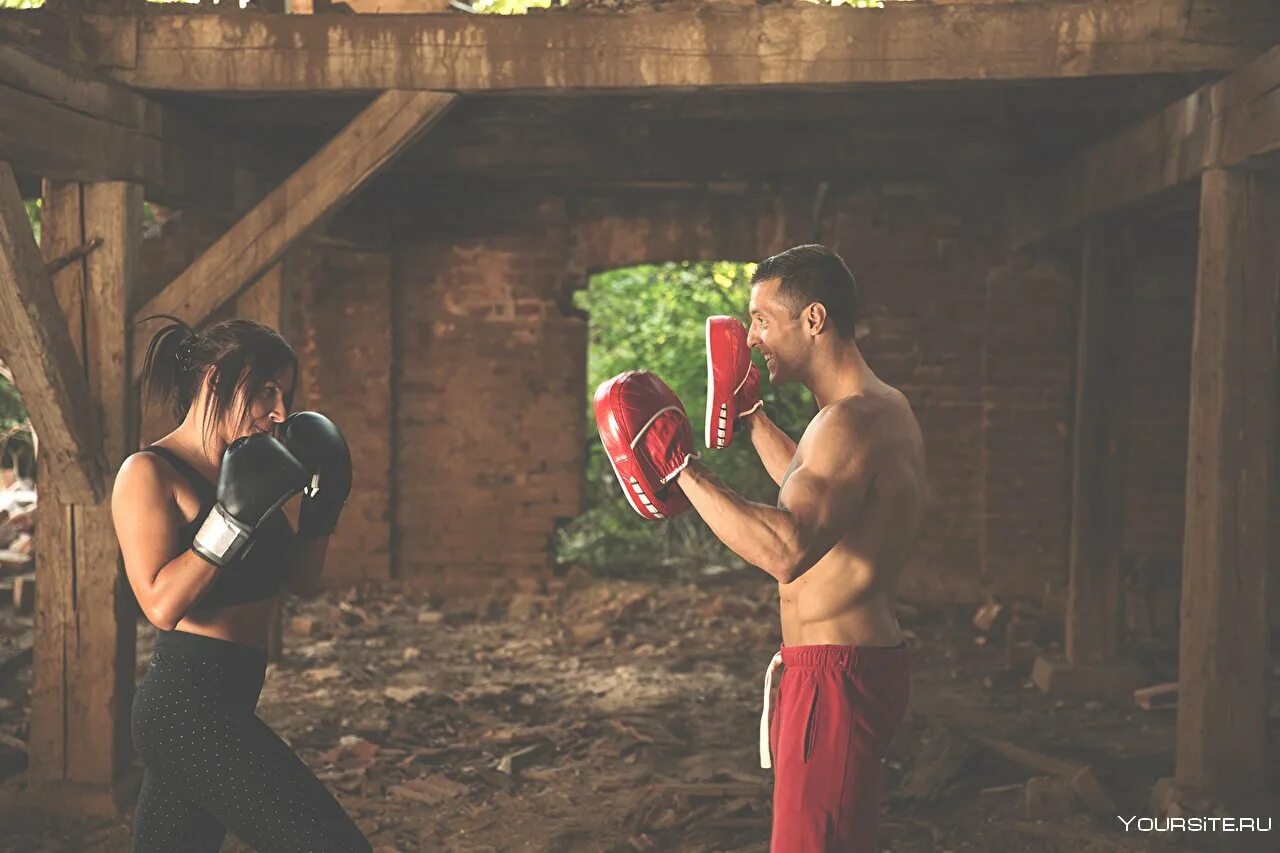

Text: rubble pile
xmin=0 ymin=567 xmax=1215 ymax=852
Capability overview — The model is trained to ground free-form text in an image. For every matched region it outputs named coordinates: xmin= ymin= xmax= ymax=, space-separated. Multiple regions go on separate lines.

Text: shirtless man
xmin=594 ymin=244 xmax=924 ymax=852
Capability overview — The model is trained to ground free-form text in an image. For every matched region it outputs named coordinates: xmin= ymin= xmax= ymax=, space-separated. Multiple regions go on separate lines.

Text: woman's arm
xmin=289 ymin=535 xmax=330 ymax=597
xmin=112 ymin=453 xmax=221 ymax=631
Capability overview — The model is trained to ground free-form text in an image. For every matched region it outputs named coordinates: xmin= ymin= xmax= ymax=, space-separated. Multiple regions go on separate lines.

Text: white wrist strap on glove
xmin=192 ymin=504 xmax=252 ymax=565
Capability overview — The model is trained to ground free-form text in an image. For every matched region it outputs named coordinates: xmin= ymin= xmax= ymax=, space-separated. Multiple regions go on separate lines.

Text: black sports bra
xmin=141 ymin=445 xmax=294 ymax=609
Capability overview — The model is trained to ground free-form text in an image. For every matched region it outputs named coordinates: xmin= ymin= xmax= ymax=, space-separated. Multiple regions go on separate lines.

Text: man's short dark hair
xmin=751 ymin=244 xmax=859 ymax=338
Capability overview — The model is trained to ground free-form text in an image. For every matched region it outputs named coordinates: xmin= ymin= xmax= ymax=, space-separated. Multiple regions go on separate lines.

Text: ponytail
xmin=138 ymin=314 xmax=200 ymax=422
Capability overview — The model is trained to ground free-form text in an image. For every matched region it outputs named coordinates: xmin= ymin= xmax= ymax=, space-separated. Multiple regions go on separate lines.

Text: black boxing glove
xmin=279 ymin=411 xmax=352 ymax=539
xmin=192 ymin=434 xmax=309 ymax=568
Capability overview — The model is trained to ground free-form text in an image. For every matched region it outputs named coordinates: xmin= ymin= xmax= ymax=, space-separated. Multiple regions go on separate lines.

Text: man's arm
xmin=679 ymin=405 xmax=873 ymax=583
xmin=740 ymin=410 xmax=799 ymax=486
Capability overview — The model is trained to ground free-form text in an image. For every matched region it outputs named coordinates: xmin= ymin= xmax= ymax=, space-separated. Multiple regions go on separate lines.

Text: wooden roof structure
xmin=0 ymin=0 xmax=1276 ymax=820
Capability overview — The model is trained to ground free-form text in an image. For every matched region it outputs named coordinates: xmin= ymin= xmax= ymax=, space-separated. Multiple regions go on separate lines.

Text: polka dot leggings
xmin=131 ymin=630 xmax=371 ymax=853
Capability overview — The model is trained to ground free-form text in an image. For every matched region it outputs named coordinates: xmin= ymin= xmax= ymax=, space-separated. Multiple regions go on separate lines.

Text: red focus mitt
xmin=706 ymin=316 xmax=763 ymax=449
xmin=594 ymin=370 xmax=697 ymax=520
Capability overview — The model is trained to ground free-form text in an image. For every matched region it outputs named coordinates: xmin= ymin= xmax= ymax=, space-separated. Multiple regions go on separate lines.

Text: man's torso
xmin=777 ymin=384 xmax=925 ymax=646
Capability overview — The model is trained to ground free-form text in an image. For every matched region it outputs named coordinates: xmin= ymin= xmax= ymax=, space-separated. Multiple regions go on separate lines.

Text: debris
xmin=12 ymin=574 xmax=33 ymax=614
xmin=496 ymin=741 xmax=550 ymax=776
xmin=650 ymin=782 xmax=764 ymax=798
xmin=568 ymin=620 xmax=609 ymax=646
xmin=980 ymin=783 xmax=1023 ymax=795
xmin=388 ymin=774 xmax=469 ymax=805
xmin=1133 ymin=682 xmax=1178 ymax=710
xmin=1025 ymin=775 xmax=1076 ymax=819
xmin=972 ymin=599 xmax=1004 ymax=632
xmin=305 ymin=666 xmax=343 ymax=683
xmin=969 ymin=733 xmax=1114 ymax=814
xmin=289 ymin=615 xmax=324 ymax=637
xmin=896 ymin=726 xmax=976 ymax=804
xmin=384 ymin=685 xmax=429 ymax=704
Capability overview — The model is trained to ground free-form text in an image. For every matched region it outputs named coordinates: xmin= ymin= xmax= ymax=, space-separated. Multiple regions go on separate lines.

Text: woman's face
xmin=222 ymin=367 xmax=294 ymax=443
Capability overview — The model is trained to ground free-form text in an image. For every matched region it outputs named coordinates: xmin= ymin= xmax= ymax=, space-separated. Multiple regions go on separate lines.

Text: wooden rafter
xmin=0 ymin=43 xmax=263 ymax=212
xmin=1009 ymin=44 xmax=1280 ymax=248
xmin=131 ymin=90 xmax=457 ymax=347
xmin=76 ymin=1 xmax=1276 ymax=93
xmin=0 ymin=163 xmax=105 ymax=503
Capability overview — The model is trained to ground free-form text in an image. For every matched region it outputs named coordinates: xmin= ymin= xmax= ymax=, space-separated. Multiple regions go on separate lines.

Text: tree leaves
xmin=558 ymin=261 xmax=813 ymax=575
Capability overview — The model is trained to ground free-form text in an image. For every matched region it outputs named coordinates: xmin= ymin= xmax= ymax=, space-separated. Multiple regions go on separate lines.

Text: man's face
xmin=747 ymin=278 xmax=806 ymax=385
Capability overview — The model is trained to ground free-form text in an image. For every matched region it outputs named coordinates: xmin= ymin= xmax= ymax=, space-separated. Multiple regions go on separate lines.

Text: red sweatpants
xmin=765 ymin=644 xmax=911 ymax=853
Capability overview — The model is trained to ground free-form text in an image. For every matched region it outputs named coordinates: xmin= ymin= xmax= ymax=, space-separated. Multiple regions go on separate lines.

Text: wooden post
xmin=28 ymin=179 xmax=141 ymax=814
xmin=0 ymin=165 xmax=105 ymax=503
xmin=1031 ymin=223 xmax=1143 ymax=696
xmin=1170 ymin=168 xmax=1278 ymax=809
xmin=1066 ymin=223 xmax=1129 ymax=663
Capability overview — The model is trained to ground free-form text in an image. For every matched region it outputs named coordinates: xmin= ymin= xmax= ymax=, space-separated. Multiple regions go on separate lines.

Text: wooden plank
xmin=1064 ymin=224 xmax=1129 ymax=665
xmin=28 ymin=179 xmax=140 ymax=801
xmin=132 ymin=90 xmax=456 ymax=339
xmin=87 ymin=1 xmax=1271 ymax=93
xmin=0 ymin=164 xmax=104 ymax=503
xmin=0 ymin=44 xmax=263 ymax=213
xmin=1009 ymin=44 xmax=1280 ymax=249
xmin=1176 ymin=169 xmax=1278 ymax=802
xmin=235 ymin=261 xmax=284 ymax=331
xmin=28 ymin=475 xmax=70 ymax=785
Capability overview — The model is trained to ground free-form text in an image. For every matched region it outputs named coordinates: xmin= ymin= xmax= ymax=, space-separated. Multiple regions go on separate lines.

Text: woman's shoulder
xmin=114 ymin=449 xmax=177 ymax=505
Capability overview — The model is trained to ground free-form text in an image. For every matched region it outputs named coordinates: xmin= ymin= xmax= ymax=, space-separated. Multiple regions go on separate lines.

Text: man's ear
xmin=804 ymin=302 xmax=829 ymax=336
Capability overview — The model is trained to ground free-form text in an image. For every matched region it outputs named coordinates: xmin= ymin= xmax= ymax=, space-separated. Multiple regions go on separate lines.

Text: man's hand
xmin=595 ymin=370 xmax=698 ymax=520
xmin=706 ymin=316 xmax=763 ymax=450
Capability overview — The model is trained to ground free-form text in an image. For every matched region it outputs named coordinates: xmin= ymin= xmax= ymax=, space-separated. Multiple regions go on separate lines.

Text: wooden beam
xmin=0 ymin=43 xmax=262 ymax=213
xmin=0 ymin=163 xmax=104 ymax=503
xmin=1064 ymin=223 xmax=1130 ymax=666
xmin=1009 ymin=43 xmax=1280 ymax=248
xmin=82 ymin=1 xmax=1274 ymax=93
xmin=1176 ymin=169 xmax=1278 ymax=805
xmin=29 ymin=179 xmax=141 ymax=808
xmin=131 ymin=90 xmax=456 ymax=340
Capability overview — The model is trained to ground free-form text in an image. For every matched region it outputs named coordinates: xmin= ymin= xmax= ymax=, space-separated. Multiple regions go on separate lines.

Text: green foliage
xmin=0 ymin=0 xmax=44 ymax=8
xmin=556 ymin=261 xmax=814 ymax=576
xmin=471 ymin=0 xmax=564 ymax=13
xmin=0 ymin=371 xmax=33 ymax=477
xmin=25 ymin=199 xmax=39 ymax=245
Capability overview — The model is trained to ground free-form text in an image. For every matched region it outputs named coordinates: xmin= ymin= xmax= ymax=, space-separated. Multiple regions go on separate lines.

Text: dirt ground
xmin=0 ymin=570 xmax=1274 ymax=852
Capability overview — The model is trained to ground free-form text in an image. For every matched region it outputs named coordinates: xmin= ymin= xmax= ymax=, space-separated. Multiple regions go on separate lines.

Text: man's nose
xmin=746 ymin=323 xmax=761 ymax=349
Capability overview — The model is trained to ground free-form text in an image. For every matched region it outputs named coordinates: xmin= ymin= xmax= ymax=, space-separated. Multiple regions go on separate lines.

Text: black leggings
xmin=131 ymin=630 xmax=371 ymax=853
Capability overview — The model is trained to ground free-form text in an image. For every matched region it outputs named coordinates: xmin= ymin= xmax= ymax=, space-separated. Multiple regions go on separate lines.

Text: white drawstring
xmin=759 ymin=651 xmax=784 ymax=769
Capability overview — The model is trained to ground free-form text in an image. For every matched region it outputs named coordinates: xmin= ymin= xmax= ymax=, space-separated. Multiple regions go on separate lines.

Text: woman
xmin=113 ymin=317 xmax=370 ymax=853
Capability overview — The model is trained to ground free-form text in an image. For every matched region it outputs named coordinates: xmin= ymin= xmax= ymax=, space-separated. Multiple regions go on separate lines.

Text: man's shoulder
xmin=821 ymin=388 xmax=901 ymax=426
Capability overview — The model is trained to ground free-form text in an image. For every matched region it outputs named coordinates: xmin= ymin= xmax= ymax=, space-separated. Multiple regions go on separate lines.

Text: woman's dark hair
xmin=138 ymin=315 xmax=298 ymax=445
xmin=751 ymin=244 xmax=860 ymax=338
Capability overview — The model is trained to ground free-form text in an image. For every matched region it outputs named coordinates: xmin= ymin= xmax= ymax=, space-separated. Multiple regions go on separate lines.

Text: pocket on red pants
xmin=802 ymin=682 xmax=820 ymax=763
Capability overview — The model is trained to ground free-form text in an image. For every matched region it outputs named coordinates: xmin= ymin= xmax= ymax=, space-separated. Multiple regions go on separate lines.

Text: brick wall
xmin=286 ymin=245 xmax=394 ymax=586
xmin=1117 ymin=218 xmax=1195 ymax=642
xmin=981 ymin=252 xmax=1076 ymax=600
xmin=393 ymin=199 xmax=586 ymax=593
xmin=284 ymin=182 xmax=1205 ymax=609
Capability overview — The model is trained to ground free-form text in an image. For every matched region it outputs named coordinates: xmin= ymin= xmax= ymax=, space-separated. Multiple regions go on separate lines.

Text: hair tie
xmin=174 ymin=334 xmax=198 ymax=375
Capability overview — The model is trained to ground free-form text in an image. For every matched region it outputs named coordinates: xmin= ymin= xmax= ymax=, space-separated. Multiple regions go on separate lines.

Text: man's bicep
xmin=779 ymin=460 xmax=869 ymax=538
